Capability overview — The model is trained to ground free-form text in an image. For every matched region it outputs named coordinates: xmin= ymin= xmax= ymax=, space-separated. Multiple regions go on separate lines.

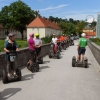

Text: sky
xmin=0 ymin=0 xmax=100 ymax=21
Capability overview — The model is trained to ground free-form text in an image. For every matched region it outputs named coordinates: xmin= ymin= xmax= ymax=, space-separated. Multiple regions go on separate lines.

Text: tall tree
xmin=8 ymin=0 xmax=37 ymax=39
xmin=0 ymin=6 xmax=10 ymax=35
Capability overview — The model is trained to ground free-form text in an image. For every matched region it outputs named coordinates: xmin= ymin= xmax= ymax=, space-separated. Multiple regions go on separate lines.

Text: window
xmin=32 ymin=28 xmax=34 ymax=31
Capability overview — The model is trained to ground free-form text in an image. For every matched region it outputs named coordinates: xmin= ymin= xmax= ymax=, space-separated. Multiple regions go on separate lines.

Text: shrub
xmin=41 ymin=35 xmax=52 ymax=44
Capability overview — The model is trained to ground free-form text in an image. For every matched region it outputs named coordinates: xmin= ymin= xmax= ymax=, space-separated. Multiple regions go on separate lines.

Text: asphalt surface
xmin=0 ymin=40 xmax=100 ymax=100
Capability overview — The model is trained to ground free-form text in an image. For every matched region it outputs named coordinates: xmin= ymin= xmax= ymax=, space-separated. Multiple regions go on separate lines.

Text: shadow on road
xmin=0 ymin=88 xmax=21 ymax=100
xmin=43 ymin=61 xmax=50 ymax=64
xmin=22 ymin=74 xmax=35 ymax=81
xmin=39 ymin=66 xmax=50 ymax=72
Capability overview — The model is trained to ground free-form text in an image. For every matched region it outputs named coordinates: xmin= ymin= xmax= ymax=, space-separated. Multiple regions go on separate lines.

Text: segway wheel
xmin=49 ymin=52 xmax=52 ymax=58
xmin=72 ymin=56 xmax=76 ymax=67
xmin=2 ymin=70 xmax=8 ymax=84
xmin=84 ymin=60 xmax=88 ymax=68
xmin=57 ymin=51 xmax=61 ymax=59
xmin=40 ymin=58 xmax=43 ymax=64
xmin=31 ymin=63 xmax=39 ymax=73
xmin=16 ymin=68 xmax=22 ymax=81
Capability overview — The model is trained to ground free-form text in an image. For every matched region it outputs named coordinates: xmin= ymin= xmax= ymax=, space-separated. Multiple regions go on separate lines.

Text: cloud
xmin=39 ymin=4 xmax=69 ymax=11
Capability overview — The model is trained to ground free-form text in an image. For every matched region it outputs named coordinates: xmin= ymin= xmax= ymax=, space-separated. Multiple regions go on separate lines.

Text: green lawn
xmin=0 ymin=40 xmax=28 ymax=52
xmin=94 ymin=41 xmax=100 ymax=46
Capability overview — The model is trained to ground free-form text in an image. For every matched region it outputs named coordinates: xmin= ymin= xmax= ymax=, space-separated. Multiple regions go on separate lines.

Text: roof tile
xmin=27 ymin=16 xmax=61 ymax=30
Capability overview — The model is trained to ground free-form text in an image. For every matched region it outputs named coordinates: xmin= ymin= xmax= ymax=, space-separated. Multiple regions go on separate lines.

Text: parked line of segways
xmin=2 ymin=51 xmax=22 ymax=84
xmin=48 ymin=40 xmax=73 ymax=59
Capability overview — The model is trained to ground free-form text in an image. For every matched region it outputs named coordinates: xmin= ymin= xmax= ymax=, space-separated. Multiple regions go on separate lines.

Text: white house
xmin=27 ymin=16 xmax=61 ymax=40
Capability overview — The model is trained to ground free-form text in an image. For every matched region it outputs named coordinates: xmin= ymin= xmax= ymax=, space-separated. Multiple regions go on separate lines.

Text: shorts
xmin=36 ymin=47 xmax=41 ymax=56
xmin=29 ymin=49 xmax=36 ymax=61
xmin=78 ymin=47 xmax=86 ymax=55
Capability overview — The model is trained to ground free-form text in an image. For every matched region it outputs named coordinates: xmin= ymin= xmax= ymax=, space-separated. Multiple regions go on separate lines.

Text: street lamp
xmin=85 ymin=15 xmax=95 ymax=40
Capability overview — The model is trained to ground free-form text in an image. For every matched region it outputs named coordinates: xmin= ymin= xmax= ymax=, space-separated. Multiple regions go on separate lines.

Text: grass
xmin=0 ymin=39 xmax=28 ymax=52
xmin=90 ymin=38 xmax=100 ymax=46
xmin=94 ymin=41 xmax=100 ymax=46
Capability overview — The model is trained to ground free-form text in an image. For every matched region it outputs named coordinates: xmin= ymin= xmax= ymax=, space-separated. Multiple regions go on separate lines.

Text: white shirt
xmin=52 ymin=37 xmax=57 ymax=44
xmin=34 ymin=38 xmax=42 ymax=45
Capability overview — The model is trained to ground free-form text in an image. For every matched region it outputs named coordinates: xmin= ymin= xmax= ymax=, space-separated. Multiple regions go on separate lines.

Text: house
xmin=82 ymin=27 xmax=96 ymax=37
xmin=0 ymin=24 xmax=27 ymax=39
xmin=27 ymin=16 xmax=61 ymax=40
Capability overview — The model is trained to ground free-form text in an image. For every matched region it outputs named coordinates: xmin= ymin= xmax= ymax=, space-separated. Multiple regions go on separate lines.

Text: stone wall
xmin=0 ymin=44 xmax=51 ymax=76
xmin=88 ymin=40 xmax=100 ymax=65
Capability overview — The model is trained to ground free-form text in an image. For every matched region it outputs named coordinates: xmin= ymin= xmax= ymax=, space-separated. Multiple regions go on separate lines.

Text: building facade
xmin=27 ymin=16 xmax=61 ymax=40
xmin=0 ymin=25 xmax=27 ymax=39
xmin=96 ymin=12 xmax=100 ymax=38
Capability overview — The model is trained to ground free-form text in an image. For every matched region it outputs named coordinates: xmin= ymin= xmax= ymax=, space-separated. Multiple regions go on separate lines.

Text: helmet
xmin=29 ymin=33 xmax=34 ymax=37
xmin=81 ymin=33 xmax=86 ymax=37
xmin=8 ymin=33 xmax=15 ymax=37
xmin=35 ymin=33 xmax=39 ymax=36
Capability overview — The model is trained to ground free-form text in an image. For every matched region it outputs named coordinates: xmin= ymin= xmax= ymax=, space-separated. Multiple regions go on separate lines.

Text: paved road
xmin=0 ymin=40 xmax=100 ymax=100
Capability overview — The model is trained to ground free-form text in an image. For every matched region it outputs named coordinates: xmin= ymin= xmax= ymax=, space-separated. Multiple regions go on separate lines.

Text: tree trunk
xmin=20 ymin=30 xmax=24 ymax=40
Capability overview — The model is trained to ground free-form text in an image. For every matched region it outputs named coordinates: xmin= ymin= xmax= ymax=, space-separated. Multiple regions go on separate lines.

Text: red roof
xmin=85 ymin=32 xmax=96 ymax=36
xmin=27 ymin=16 xmax=61 ymax=30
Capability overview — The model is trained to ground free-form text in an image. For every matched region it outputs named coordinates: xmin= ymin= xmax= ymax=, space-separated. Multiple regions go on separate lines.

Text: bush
xmin=90 ymin=38 xmax=100 ymax=46
xmin=41 ymin=35 xmax=52 ymax=44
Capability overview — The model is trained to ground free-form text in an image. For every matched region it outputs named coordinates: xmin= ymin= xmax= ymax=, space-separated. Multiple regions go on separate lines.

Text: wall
xmin=0 ymin=28 xmax=27 ymax=39
xmin=0 ymin=43 xmax=51 ymax=77
xmin=27 ymin=28 xmax=45 ymax=40
xmin=88 ymin=40 xmax=100 ymax=65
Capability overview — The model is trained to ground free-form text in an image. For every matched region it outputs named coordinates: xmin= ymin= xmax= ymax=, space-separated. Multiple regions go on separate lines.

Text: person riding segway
xmin=49 ymin=34 xmax=60 ymax=59
xmin=61 ymin=34 xmax=66 ymax=50
xmin=34 ymin=33 xmax=43 ymax=64
xmin=3 ymin=33 xmax=21 ymax=84
xmin=27 ymin=33 xmax=40 ymax=72
xmin=72 ymin=33 xmax=88 ymax=68
xmin=57 ymin=35 xmax=62 ymax=52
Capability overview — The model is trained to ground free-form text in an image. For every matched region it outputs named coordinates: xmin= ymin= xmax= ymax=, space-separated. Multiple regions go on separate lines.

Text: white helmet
xmin=81 ymin=33 xmax=86 ymax=37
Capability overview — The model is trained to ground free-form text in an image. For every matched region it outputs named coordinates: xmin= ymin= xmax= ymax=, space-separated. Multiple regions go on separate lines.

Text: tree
xmin=7 ymin=0 xmax=38 ymax=39
xmin=76 ymin=21 xmax=86 ymax=36
xmin=0 ymin=6 xmax=10 ymax=35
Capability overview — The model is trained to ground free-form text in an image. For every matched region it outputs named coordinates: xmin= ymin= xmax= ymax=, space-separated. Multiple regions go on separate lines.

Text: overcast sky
xmin=0 ymin=0 xmax=100 ymax=20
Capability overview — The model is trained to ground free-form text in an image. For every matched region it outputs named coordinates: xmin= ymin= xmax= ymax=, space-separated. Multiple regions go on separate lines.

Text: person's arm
xmin=77 ymin=39 xmax=81 ymax=51
xmin=33 ymin=44 xmax=39 ymax=48
xmin=4 ymin=41 xmax=10 ymax=53
xmin=15 ymin=41 xmax=19 ymax=52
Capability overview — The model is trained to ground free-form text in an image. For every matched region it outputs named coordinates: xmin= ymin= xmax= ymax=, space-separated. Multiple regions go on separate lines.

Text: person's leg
xmin=37 ymin=47 xmax=41 ymax=59
xmin=7 ymin=61 xmax=10 ymax=77
xmin=29 ymin=50 xmax=34 ymax=65
xmin=81 ymin=48 xmax=86 ymax=61
xmin=77 ymin=55 xmax=81 ymax=61
xmin=12 ymin=62 xmax=17 ymax=76
xmin=77 ymin=48 xmax=81 ymax=61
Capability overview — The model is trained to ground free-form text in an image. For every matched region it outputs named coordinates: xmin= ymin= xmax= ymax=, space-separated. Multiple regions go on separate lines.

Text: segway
xmin=36 ymin=57 xmax=43 ymax=64
xmin=72 ymin=56 xmax=88 ymax=68
xmin=2 ymin=52 xmax=22 ymax=84
xmin=27 ymin=51 xmax=39 ymax=73
xmin=49 ymin=43 xmax=61 ymax=59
